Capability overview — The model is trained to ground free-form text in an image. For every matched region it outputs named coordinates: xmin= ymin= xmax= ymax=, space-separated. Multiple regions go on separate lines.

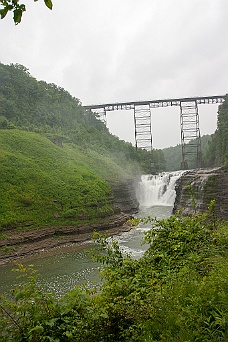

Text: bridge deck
xmin=84 ymin=94 xmax=225 ymax=111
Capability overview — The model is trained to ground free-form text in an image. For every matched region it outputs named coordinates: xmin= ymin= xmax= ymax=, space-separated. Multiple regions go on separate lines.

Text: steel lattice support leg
xmin=180 ymin=101 xmax=202 ymax=169
xmin=134 ymin=104 xmax=152 ymax=151
xmin=95 ymin=108 xmax=107 ymax=124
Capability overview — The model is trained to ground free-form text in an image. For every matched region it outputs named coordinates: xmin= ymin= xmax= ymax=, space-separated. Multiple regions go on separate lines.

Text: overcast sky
xmin=1 ymin=0 xmax=227 ymax=148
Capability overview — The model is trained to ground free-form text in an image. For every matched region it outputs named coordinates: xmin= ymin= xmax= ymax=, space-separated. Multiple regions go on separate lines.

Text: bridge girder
xmin=84 ymin=94 xmax=226 ymax=169
xmin=84 ymin=95 xmax=225 ymax=112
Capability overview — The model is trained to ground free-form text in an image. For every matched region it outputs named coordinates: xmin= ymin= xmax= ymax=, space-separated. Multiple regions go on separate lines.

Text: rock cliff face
xmin=110 ymin=179 xmax=139 ymax=214
xmin=173 ymin=167 xmax=228 ymax=220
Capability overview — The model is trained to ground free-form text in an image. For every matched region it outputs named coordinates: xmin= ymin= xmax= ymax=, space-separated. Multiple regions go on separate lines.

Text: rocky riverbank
xmin=0 ymin=213 xmax=133 ymax=266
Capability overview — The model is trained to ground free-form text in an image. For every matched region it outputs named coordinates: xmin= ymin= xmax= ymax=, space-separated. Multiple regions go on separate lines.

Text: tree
xmin=206 ymin=95 xmax=228 ymax=167
xmin=0 ymin=0 xmax=52 ymax=24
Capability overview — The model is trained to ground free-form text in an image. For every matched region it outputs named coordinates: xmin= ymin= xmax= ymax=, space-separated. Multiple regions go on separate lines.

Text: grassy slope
xmin=0 ymin=129 xmax=131 ymax=229
xmin=0 ymin=63 xmax=164 ymax=231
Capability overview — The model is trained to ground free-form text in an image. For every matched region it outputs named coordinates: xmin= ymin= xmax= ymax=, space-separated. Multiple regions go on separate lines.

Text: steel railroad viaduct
xmin=84 ymin=94 xmax=226 ymax=169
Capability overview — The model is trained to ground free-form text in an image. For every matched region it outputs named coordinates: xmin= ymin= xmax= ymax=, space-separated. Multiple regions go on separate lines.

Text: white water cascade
xmin=137 ymin=171 xmax=184 ymax=208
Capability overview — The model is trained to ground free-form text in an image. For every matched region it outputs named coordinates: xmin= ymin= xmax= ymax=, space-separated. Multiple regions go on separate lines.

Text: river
xmin=0 ymin=171 xmax=183 ymax=297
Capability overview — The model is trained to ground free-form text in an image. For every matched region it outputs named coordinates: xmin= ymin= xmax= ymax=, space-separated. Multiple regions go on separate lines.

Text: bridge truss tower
xmin=84 ymin=95 xmax=225 ymax=170
xmin=180 ymin=101 xmax=202 ymax=169
xmin=134 ymin=104 xmax=152 ymax=150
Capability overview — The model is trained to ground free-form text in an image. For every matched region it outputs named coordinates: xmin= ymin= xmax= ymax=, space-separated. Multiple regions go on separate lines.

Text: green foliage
xmin=0 ymin=129 xmax=117 ymax=228
xmin=0 ymin=116 xmax=15 ymax=129
xmin=206 ymin=95 xmax=228 ymax=167
xmin=0 ymin=0 xmax=52 ymax=24
xmin=2 ymin=212 xmax=227 ymax=341
xmin=94 ymin=213 xmax=228 ymax=341
xmin=208 ymin=199 xmax=216 ymax=229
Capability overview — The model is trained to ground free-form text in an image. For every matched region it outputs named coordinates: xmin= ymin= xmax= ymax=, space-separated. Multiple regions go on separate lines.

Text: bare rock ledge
xmin=0 ymin=213 xmax=133 ymax=266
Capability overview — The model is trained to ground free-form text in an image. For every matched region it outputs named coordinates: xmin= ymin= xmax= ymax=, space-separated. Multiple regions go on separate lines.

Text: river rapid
xmin=0 ymin=171 xmax=183 ymax=297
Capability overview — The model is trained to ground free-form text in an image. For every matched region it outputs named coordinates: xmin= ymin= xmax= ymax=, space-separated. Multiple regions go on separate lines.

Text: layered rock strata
xmin=173 ymin=167 xmax=228 ymax=220
xmin=110 ymin=179 xmax=139 ymax=214
xmin=0 ymin=213 xmax=133 ymax=265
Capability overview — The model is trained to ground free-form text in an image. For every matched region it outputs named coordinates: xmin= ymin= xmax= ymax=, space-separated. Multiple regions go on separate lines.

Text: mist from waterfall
xmin=137 ymin=171 xmax=184 ymax=208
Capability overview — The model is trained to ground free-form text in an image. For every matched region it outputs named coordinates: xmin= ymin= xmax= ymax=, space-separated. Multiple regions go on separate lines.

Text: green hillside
xmin=0 ymin=62 xmax=165 ymax=173
xmin=0 ymin=129 xmax=124 ymax=228
xmin=0 ymin=62 xmax=167 ymax=229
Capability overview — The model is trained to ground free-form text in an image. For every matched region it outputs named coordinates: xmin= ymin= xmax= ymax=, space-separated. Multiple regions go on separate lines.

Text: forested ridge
xmin=0 ymin=62 xmax=165 ymax=230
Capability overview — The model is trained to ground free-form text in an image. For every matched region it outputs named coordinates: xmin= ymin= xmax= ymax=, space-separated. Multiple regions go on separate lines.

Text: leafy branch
xmin=0 ymin=0 xmax=52 ymax=24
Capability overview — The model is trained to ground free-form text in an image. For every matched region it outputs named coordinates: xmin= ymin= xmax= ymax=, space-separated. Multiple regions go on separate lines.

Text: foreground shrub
xmin=0 ymin=213 xmax=228 ymax=341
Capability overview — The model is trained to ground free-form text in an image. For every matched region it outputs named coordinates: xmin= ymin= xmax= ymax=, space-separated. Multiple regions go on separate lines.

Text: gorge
xmin=0 ymin=167 xmax=227 ymax=268
xmin=0 ymin=167 xmax=227 ymax=341
xmin=0 ymin=171 xmax=179 ymax=295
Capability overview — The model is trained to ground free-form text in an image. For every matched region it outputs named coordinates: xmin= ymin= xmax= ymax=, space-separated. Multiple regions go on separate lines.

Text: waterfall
xmin=137 ymin=171 xmax=184 ymax=207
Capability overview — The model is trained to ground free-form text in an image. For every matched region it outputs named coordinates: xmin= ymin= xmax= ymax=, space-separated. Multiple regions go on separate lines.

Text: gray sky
xmin=1 ymin=0 xmax=227 ymax=148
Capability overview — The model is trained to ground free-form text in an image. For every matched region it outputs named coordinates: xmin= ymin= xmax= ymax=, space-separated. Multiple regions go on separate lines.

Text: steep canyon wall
xmin=173 ymin=168 xmax=228 ymax=220
xmin=110 ymin=179 xmax=139 ymax=214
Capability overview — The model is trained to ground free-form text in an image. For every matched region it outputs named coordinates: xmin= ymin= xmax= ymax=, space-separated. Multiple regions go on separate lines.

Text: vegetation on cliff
xmin=0 ymin=210 xmax=227 ymax=341
xmin=0 ymin=62 xmax=165 ymax=230
xmin=207 ymin=95 xmax=228 ymax=168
